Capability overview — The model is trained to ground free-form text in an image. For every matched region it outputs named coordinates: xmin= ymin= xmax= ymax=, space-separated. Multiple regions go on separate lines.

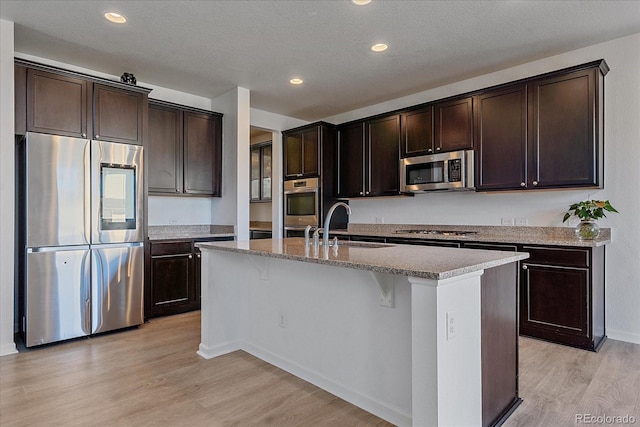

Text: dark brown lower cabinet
xmin=519 ymin=245 xmax=605 ymax=351
xmin=148 ymin=240 xmax=196 ymax=317
xmin=147 ymin=237 xmax=233 ymax=318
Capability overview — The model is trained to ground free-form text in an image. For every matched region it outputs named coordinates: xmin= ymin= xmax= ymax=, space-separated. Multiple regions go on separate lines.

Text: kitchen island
xmin=196 ymin=238 xmax=529 ymax=427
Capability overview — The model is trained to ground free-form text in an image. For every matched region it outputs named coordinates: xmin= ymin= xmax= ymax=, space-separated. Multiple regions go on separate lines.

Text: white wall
xmin=325 ymin=33 xmax=640 ymax=344
xmin=0 ymin=19 xmax=17 ymax=356
xmin=210 ymin=87 xmax=251 ymax=239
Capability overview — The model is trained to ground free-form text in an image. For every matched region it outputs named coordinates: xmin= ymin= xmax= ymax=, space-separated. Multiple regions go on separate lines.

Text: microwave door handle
xmin=443 ymin=160 xmax=449 ymax=184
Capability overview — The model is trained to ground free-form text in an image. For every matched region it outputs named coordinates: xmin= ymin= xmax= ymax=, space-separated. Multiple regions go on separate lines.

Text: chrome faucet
xmin=312 ymin=202 xmax=352 ymax=248
xmin=304 ymin=225 xmax=316 ymax=245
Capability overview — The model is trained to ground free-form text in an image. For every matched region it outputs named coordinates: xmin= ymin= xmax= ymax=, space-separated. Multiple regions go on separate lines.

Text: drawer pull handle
xmin=522 ymin=264 xmax=528 ymax=270
xmin=188 ymin=255 xmax=193 ymax=259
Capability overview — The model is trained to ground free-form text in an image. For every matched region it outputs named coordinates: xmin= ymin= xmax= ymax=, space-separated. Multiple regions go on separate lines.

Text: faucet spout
xmin=323 ymin=202 xmax=352 ymax=248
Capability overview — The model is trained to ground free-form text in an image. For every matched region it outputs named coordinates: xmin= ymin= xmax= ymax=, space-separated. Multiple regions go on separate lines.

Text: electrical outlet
xmin=446 ymin=311 xmax=457 ymax=340
xmin=279 ymin=313 xmax=287 ymax=328
xmin=375 ymin=217 xmax=385 ymax=224
xmin=501 ymin=217 xmax=515 ymax=226
xmin=169 ymin=217 xmax=178 ymax=225
xmin=514 ymin=218 xmax=528 ymax=226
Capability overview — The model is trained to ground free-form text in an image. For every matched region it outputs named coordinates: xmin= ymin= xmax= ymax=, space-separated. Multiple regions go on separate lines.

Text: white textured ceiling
xmin=1 ymin=1 xmax=639 ymax=121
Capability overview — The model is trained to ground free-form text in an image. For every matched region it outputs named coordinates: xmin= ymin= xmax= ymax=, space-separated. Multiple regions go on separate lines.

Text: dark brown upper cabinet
xmin=184 ymin=111 xmax=222 ymax=196
xmin=475 ymin=61 xmax=607 ymax=192
xmin=93 ymin=83 xmax=144 ymax=145
xmin=337 ymin=114 xmax=400 ymax=198
xmin=474 ymin=85 xmax=528 ymax=191
xmin=283 ymin=126 xmax=319 ymax=179
xmin=21 ymin=63 xmax=148 ymax=145
xmin=26 ymin=68 xmax=88 ymax=138
xmin=527 ymin=66 xmax=605 ymax=189
xmin=148 ymin=102 xmax=182 ymax=194
xmin=400 ymin=106 xmax=433 ymax=157
xmin=433 ymin=96 xmax=474 ymax=153
xmin=148 ymin=100 xmax=223 ymax=197
xmin=250 ymin=142 xmax=272 ymax=202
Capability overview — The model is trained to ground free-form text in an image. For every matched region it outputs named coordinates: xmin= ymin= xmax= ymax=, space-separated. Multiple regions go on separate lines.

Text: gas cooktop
xmin=393 ymin=229 xmax=478 ymax=237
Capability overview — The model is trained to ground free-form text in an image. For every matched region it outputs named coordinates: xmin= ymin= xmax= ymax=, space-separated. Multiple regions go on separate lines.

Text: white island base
xmin=197 ymin=240 xmax=526 ymax=426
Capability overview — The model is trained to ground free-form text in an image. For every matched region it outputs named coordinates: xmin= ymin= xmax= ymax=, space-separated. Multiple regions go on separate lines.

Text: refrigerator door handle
xmin=84 ymin=140 xmax=91 ymax=244
xmin=81 ymin=250 xmax=91 ymax=334
xmin=91 ymin=249 xmax=107 ymax=333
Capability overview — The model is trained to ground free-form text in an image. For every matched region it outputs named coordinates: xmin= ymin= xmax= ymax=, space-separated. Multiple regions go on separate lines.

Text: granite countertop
xmin=197 ymin=238 xmax=529 ymax=280
xmin=329 ymin=224 xmax=611 ymax=247
xmin=148 ymin=225 xmax=235 ymax=241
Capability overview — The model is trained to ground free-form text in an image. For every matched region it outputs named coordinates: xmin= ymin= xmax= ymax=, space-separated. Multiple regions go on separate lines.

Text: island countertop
xmin=196 ymin=238 xmax=529 ymax=280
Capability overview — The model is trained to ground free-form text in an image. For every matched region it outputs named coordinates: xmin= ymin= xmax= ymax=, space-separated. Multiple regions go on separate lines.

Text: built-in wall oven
xmin=284 ymin=177 xmax=320 ymax=236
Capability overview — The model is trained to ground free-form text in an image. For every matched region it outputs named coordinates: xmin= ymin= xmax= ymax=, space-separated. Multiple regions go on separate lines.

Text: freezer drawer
xmin=25 ymin=247 xmax=91 ymax=347
xmin=91 ymin=243 xmax=144 ymax=334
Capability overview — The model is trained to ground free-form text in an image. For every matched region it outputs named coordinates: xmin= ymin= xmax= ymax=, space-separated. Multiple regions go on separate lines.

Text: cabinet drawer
xmin=150 ymin=241 xmax=192 ymax=256
xmin=521 ymin=246 xmax=589 ymax=268
xmin=463 ymin=242 xmax=518 ymax=252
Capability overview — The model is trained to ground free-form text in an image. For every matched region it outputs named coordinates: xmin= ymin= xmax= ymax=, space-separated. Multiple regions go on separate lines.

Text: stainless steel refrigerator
xmin=19 ymin=132 xmax=144 ymax=347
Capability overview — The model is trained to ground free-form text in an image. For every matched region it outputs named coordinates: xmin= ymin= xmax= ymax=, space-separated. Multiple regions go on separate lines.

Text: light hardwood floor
xmin=1 ymin=311 xmax=638 ymax=426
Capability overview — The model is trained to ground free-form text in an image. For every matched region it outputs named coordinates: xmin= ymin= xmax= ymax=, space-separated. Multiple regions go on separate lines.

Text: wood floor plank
xmin=2 ymin=312 xmax=639 ymax=426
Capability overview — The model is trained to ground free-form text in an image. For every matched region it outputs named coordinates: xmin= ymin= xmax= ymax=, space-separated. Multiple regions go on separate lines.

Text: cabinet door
xmin=184 ymin=111 xmax=221 ymax=195
xmin=475 ymin=85 xmax=527 ymax=190
xmin=150 ymin=253 xmax=194 ymax=316
xmin=302 ymin=127 xmax=319 ymax=176
xmin=367 ymin=114 xmax=400 ymax=196
xmin=250 ymin=145 xmax=261 ymax=201
xmin=261 ymin=144 xmax=272 ymax=200
xmin=93 ymin=83 xmax=143 ymax=145
xmin=337 ymin=122 xmax=365 ymax=197
xmin=528 ymin=69 xmax=599 ymax=188
xmin=27 ymin=69 xmax=88 ymax=138
xmin=520 ymin=263 xmax=589 ymax=340
xmin=401 ymin=106 xmax=433 ymax=157
xmin=284 ymin=132 xmax=302 ymax=179
xmin=434 ymin=96 xmax=473 ymax=152
xmin=148 ymin=103 xmax=182 ymax=194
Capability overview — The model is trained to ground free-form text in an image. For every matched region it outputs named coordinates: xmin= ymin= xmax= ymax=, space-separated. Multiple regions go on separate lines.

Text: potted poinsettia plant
xmin=562 ymin=199 xmax=618 ymax=240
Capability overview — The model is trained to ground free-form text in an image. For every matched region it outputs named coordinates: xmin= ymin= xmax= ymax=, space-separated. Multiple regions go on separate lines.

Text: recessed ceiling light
xmin=104 ymin=12 xmax=127 ymax=24
xmin=371 ymin=43 xmax=388 ymax=52
xmin=289 ymin=78 xmax=304 ymax=85
xmin=352 ymin=0 xmax=372 ymax=5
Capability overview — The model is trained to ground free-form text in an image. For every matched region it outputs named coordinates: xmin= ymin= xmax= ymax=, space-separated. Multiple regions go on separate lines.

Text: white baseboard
xmin=197 ymin=341 xmax=240 ymax=359
xmin=241 ymin=342 xmax=412 ymax=427
xmin=606 ymin=329 xmax=640 ymax=345
xmin=0 ymin=343 xmax=18 ymax=357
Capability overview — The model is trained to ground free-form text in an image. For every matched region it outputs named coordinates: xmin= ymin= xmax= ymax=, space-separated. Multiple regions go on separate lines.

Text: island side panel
xmin=410 ymin=272 xmax=483 ymax=427
xmin=481 ymin=262 xmax=521 ymax=427
xmin=198 ymin=249 xmax=246 ymax=358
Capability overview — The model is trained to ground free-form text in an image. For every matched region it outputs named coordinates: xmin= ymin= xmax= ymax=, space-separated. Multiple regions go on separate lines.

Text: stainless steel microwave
xmin=400 ymin=150 xmax=475 ymax=192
